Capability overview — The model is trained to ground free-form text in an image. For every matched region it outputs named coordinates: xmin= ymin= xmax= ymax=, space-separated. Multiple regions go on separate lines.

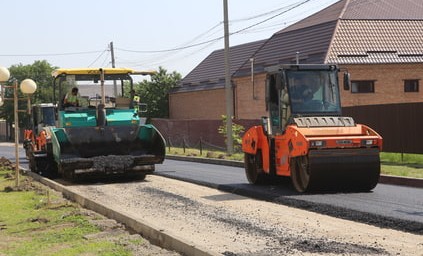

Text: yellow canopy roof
xmin=51 ymin=68 xmax=156 ymax=78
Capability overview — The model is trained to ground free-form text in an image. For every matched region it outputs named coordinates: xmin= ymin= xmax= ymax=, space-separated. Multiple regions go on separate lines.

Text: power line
xmin=0 ymin=1 xmax=314 ymax=62
xmin=230 ymin=1 xmax=306 ymax=22
xmin=87 ymin=49 xmax=108 ymax=67
xmin=231 ymin=0 xmax=312 ymax=35
xmin=116 ymin=0 xmax=312 ymax=54
xmin=0 ymin=50 xmax=104 ymax=57
xmin=100 ymin=53 xmax=111 ymax=67
xmin=116 ymin=33 xmax=222 ymax=54
xmin=118 ymin=22 xmax=223 ymax=66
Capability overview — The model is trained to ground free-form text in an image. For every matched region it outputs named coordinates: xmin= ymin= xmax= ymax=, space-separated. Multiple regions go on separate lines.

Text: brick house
xmin=169 ymin=0 xmax=423 ymax=121
xmin=169 ymin=40 xmax=265 ymax=120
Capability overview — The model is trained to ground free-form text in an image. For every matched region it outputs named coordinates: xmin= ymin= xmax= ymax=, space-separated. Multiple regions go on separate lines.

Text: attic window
xmin=398 ymin=54 xmax=423 ymax=57
xmin=337 ymin=54 xmax=368 ymax=58
xmin=366 ymin=50 xmax=397 ymax=54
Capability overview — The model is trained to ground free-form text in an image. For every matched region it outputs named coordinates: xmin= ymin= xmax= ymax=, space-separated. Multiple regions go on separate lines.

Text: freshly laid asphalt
xmin=1 ymin=143 xmax=422 ymax=234
xmin=156 ymin=157 xmax=423 ymax=234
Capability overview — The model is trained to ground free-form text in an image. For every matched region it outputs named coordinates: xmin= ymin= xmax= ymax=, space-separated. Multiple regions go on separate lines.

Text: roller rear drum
xmin=290 ymin=148 xmax=380 ymax=192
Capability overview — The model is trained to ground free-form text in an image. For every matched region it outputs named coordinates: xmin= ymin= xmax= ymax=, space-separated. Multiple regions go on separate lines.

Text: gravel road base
xmin=65 ymin=175 xmax=422 ymax=256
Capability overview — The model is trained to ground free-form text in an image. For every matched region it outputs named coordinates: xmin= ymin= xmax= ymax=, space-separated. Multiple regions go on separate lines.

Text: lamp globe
xmin=0 ymin=66 xmax=10 ymax=82
xmin=20 ymin=79 xmax=37 ymax=94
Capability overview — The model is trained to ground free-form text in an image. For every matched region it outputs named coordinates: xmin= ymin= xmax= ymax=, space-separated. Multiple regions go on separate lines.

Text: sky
xmin=0 ymin=0 xmax=339 ymax=77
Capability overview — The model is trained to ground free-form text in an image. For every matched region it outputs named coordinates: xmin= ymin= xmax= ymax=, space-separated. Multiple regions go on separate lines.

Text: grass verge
xmin=167 ymin=147 xmax=423 ymax=179
xmin=0 ymin=167 xmax=141 ymax=256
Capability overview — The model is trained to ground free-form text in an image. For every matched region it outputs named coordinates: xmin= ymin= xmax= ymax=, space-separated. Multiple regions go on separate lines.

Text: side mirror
xmin=343 ymin=72 xmax=351 ymax=91
xmin=261 ymin=116 xmax=272 ymax=136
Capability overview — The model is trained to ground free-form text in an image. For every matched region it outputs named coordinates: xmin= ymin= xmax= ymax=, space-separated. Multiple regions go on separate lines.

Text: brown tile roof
xmin=177 ymin=0 xmax=423 ymax=92
xmin=234 ymin=21 xmax=338 ymax=77
xmin=342 ymin=0 xmax=423 ymax=20
xmin=233 ymin=1 xmax=348 ymax=76
xmin=176 ymin=40 xmax=265 ymax=92
xmin=327 ymin=20 xmax=423 ymax=64
xmin=239 ymin=0 xmax=423 ymax=70
xmin=281 ymin=0 xmax=347 ymax=33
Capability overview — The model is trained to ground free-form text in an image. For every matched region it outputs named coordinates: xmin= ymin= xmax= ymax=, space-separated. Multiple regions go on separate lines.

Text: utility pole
xmin=223 ymin=0 xmax=234 ymax=154
xmin=109 ymin=41 xmax=118 ymax=97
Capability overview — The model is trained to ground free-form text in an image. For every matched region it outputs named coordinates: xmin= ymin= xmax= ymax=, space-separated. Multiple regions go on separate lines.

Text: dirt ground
xmin=66 ymin=175 xmax=423 ymax=256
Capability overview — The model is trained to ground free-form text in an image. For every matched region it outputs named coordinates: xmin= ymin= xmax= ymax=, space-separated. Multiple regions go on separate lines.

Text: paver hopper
xmin=24 ymin=68 xmax=165 ymax=180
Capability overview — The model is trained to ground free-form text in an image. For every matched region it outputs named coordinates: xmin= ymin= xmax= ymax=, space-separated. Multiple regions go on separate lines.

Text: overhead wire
xmin=0 ymin=50 xmax=104 ymax=57
xmin=87 ymin=49 xmax=108 ymax=67
xmin=116 ymin=22 xmax=223 ymax=67
xmin=0 ymin=0 xmax=333 ymax=70
xmin=230 ymin=0 xmax=312 ymax=35
xmin=116 ymin=0 xmax=312 ymax=54
xmin=115 ymin=0 xmax=320 ymax=72
xmin=100 ymin=52 xmax=111 ymax=67
xmin=230 ymin=1 xmax=305 ymax=22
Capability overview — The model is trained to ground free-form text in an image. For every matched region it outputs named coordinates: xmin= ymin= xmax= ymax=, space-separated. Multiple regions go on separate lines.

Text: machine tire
xmin=244 ymin=151 xmax=269 ymax=185
xmin=135 ymin=173 xmax=147 ymax=181
xmin=290 ymin=156 xmax=312 ymax=192
xmin=35 ymin=158 xmax=49 ymax=175
xmin=28 ymin=154 xmax=37 ymax=172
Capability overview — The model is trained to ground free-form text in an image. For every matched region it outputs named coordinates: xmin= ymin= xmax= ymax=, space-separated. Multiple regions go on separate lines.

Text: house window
xmin=351 ymin=81 xmax=375 ymax=93
xmin=404 ymin=80 xmax=419 ymax=92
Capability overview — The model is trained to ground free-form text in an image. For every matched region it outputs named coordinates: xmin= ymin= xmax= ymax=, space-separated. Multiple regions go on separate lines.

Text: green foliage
xmin=0 ymin=60 xmax=57 ymax=128
xmin=134 ymin=66 xmax=181 ymax=118
xmin=218 ymin=115 xmax=245 ymax=152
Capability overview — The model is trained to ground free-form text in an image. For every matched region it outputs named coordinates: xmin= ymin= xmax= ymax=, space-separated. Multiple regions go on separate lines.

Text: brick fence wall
xmin=153 ymin=102 xmax=423 ymax=154
xmin=151 ymin=118 xmax=260 ymax=150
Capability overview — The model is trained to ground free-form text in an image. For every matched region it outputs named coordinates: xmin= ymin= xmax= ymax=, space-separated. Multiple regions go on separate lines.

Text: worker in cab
xmin=63 ymin=87 xmax=80 ymax=107
xmin=290 ymin=75 xmax=319 ymax=103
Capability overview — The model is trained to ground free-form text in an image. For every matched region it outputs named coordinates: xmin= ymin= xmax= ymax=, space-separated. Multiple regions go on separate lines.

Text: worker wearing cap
xmin=64 ymin=87 xmax=80 ymax=107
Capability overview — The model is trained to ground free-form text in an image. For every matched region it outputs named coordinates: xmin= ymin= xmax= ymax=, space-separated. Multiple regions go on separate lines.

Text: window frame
xmin=404 ymin=79 xmax=419 ymax=93
xmin=351 ymin=80 xmax=375 ymax=93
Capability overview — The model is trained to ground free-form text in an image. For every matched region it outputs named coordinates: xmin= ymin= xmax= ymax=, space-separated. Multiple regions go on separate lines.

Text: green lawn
xmin=0 ymin=168 xmax=140 ymax=256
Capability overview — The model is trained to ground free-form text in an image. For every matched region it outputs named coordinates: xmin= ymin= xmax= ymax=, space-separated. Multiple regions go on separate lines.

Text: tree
xmin=0 ymin=60 xmax=56 ymax=129
xmin=134 ymin=66 xmax=181 ymax=118
xmin=218 ymin=115 xmax=245 ymax=153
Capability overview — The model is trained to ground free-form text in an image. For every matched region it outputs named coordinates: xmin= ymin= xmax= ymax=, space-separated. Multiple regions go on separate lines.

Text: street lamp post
xmin=0 ymin=66 xmax=37 ymax=187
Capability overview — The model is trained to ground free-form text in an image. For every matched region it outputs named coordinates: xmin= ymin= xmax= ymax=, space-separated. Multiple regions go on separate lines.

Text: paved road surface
xmin=156 ymin=159 xmax=423 ymax=234
xmin=1 ymin=143 xmax=421 ymax=234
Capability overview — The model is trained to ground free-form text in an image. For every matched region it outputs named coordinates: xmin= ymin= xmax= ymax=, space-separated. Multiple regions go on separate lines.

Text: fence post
xmin=200 ymin=137 xmax=203 ymax=156
xmin=183 ymin=138 xmax=186 ymax=153
xmin=167 ymin=137 xmax=171 ymax=152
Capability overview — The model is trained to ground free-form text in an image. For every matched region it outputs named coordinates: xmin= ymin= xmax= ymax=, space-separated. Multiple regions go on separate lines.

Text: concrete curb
xmin=166 ymin=155 xmax=423 ymax=189
xmin=26 ymin=171 xmax=219 ymax=256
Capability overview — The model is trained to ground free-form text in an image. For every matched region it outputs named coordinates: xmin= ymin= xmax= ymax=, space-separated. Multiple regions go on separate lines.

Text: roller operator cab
xmin=24 ymin=68 xmax=166 ymax=181
xmin=242 ymin=64 xmax=382 ymax=192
